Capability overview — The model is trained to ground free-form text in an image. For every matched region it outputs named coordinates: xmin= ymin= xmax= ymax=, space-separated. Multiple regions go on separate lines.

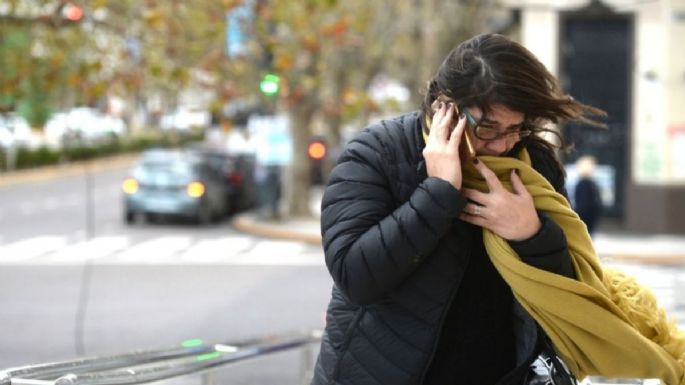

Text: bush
xmin=16 ymin=146 xmax=61 ymax=168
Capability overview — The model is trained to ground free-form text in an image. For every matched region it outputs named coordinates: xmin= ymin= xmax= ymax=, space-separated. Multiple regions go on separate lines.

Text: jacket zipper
xmin=416 ymin=276 xmax=463 ymax=384
xmin=417 ymin=225 xmax=472 ymax=384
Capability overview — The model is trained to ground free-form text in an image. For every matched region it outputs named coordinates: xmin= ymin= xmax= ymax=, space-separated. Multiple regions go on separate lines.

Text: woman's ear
xmin=429 ymin=99 xmax=441 ymax=113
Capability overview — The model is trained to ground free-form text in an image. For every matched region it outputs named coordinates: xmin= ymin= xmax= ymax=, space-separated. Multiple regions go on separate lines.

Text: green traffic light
xmin=260 ymin=73 xmax=280 ymax=96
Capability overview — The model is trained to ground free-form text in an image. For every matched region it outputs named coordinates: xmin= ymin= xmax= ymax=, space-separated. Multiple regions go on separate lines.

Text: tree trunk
xmin=321 ymin=63 xmax=349 ymax=184
xmin=409 ymin=0 xmax=440 ymax=107
xmin=284 ymin=98 xmax=317 ymax=217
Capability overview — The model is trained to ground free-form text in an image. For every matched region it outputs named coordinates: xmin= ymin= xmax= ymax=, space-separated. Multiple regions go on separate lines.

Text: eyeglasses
xmin=459 ymin=105 xmax=533 ymax=141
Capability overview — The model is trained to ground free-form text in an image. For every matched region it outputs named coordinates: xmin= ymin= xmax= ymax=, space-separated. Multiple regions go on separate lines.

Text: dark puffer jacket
xmin=312 ymin=112 xmax=572 ymax=385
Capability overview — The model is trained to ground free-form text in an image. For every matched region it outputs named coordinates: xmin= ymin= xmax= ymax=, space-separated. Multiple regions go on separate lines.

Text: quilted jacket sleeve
xmin=321 ymin=130 xmax=468 ymax=305
xmin=509 ymin=212 xmax=575 ymax=278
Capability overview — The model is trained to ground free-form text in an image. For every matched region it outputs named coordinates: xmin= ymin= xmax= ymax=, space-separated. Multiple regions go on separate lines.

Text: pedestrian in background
xmin=311 ymin=33 xmax=685 ymax=385
xmin=573 ymin=155 xmax=602 ymax=236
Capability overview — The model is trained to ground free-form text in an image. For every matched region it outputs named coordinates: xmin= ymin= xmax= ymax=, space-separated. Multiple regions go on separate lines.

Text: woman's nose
xmin=486 ymin=137 xmax=509 ymax=154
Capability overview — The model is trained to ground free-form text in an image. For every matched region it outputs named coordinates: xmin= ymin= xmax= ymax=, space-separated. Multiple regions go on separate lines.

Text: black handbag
xmin=523 ymin=337 xmax=578 ymax=385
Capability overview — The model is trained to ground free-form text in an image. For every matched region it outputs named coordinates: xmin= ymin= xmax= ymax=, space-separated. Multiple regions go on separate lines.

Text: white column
xmin=665 ymin=0 xmax=685 ymax=181
xmin=633 ymin=0 xmax=669 ymax=183
xmin=521 ymin=7 xmax=560 ymax=76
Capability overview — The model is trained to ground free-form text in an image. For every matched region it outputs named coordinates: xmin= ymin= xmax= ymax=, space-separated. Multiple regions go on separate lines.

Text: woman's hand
xmin=459 ymin=160 xmax=541 ymax=241
xmin=423 ymin=102 xmax=467 ymax=190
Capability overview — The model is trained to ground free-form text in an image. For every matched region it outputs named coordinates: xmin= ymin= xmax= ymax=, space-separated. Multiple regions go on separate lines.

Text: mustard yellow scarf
xmin=459 ymin=149 xmax=685 ymax=384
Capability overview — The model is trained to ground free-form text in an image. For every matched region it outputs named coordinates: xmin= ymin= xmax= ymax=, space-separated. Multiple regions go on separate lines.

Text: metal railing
xmin=1 ymin=330 xmax=322 ymax=385
xmin=0 ymin=329 xmax=662 ymax=385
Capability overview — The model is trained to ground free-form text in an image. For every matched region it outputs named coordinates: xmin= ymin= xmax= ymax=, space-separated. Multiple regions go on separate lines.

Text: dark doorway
xmin=559 ymin=9 xmax=633 ymax=219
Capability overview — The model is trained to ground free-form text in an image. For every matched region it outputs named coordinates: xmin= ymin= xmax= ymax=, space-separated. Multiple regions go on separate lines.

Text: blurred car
xmin=160 ymin=109 xmax=210 ymax=132
xmin=184 ymin=144 xmax=257 ymax=214
xmin=121 ymin=149 xmax=230 ymax=224
xmin=68 ymin=107 xmax=126 ymax=138
xmin=0 ymin=125 xmax=12 ymax=148
xmin=43 ymin=112 xmax=69 ymax=148
xmin=44 ymin=108 xmax=127 ymax=148
xmin=0 ymin=113 xmax=40 ymax=149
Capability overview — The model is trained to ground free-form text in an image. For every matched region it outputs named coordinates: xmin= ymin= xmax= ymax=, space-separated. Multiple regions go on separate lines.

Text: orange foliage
xmin=275 ymin=54 xmax=295 ymax=71
xmin=302 ymin=34 xmax=319 ymax=52
xmin=67 ymin=73 xmax=81 ymax=87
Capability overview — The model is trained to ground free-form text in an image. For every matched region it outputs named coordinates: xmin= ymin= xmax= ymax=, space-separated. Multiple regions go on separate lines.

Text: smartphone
xmin=429 ymin=99 xmax=476 ymax=160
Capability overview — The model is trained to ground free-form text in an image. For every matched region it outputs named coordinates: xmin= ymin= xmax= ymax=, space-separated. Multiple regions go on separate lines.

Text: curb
xmin=604 ymin=254 xmax=685 ymax=266
xmin=231 ymin=213 xmax=685 ymax=265
xmin=231 ymin=214 xmax=322 ymax=246
xmin=0 ymin=154 xmax=138 ymax=188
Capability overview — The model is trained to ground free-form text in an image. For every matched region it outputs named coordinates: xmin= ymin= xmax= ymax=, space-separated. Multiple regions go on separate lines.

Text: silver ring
xmin=474 ymin=205 xmax=481 ymax=216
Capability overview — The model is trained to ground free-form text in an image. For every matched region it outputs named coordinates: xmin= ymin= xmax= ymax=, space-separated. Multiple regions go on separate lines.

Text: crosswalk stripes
xmin=116 ymin=236 xmax=192 ymax=263
xmin=49 ymin=236 xmax=129 ymax=262
xmin=0 ymin=235 xmax=679 ymax=317
xmin=180 ymin=237 xmax=253 ymax=262
xmin=0 ymin=235 xmax=325 ymax=266
xmin=228 ymin=240 xmax=320 ymax=266
xmin=0 ymin=236 xmax=68 ymax=262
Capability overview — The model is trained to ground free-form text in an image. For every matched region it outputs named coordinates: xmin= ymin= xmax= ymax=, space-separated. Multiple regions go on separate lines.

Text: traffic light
xmin=63 ymin=3 xmax=84 ymax=21
xmin=308 ymin=138 xmax=327 ymax=185
xmin=307 ymin=140 xmax=327 ymax=161
xmin=259 ymin=73 xmax=280 ymax=96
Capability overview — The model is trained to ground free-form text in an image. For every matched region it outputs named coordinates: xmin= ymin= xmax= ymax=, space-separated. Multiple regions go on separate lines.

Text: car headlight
xmin=122 ymin=178 xmax=139 ymax=194
xmin=187 ymin=181 xmax=205 ymax=198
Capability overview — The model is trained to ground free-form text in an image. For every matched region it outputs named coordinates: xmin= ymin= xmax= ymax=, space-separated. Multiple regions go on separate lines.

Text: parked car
xmin=184 ymin=144 xmax=257 ymax=214
xmin=121 ymin=149 xmax=230 ymax=224
xmin=0 ymin=113 xmax=39 ymax=149
xmin=43 ymin=112 xmax=69 ymax=148
xmin=0 ymin=124 xmax=13 ymax=148
xmin=66 ymin=107 xmax=126 ymax=137
xmin=160 ymin=109 xmax=210 ymax=132
xmin=44 ymin=108 xmax=127 ymax=148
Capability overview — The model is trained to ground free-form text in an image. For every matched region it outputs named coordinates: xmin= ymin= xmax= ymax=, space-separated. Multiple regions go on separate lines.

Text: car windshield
xmin=133 ymin=153 xmax=199 ymax=183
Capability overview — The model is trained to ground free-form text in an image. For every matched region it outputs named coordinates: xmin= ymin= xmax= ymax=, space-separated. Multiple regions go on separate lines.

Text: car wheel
xmin=195 ymin=203 xmax=212 ymax=225
xmin=125 ymin=211 xmax=135 ymax=224
xmin=212 ymin=202 xmax=227 ymax=223
xmin=223 ymin=199 xmax=234 ymax=217
xmin=228 ymin=195 xmax=241 ymax=216
xmin=145 ymin=213 xmax=159 ymax=223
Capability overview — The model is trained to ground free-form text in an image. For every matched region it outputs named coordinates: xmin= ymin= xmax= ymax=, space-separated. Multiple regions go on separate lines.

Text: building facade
xmin=504 ymin=0 xmax=685 ymax=233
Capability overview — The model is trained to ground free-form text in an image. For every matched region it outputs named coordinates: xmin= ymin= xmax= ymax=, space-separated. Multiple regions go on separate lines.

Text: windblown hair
xmin=421 ymin=33 xmax=605 ymax=142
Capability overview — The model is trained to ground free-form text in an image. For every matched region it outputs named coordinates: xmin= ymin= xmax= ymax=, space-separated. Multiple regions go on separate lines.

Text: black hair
xmin=421 ymin=33 xmax=606 ymax=179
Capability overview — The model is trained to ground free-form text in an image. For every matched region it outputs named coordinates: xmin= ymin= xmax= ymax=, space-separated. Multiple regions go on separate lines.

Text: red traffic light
xmin=64 ymin=3 xmax=84 ymax=21
xmin=308 ymin=141 xmax=327 ymax=160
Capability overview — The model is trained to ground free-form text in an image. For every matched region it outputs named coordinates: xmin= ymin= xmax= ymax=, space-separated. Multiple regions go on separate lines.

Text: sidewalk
xmin=0 ymin=154 xmax=138 ymax=188
xmin=232 ymin=187 xmax=324 ymax=246
xmin=233 ymin=189 xmax=685 ymax=265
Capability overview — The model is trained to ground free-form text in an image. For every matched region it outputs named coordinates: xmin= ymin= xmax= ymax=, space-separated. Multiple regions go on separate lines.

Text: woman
xmin=311 ymin=34 xmax=681 ymax=385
